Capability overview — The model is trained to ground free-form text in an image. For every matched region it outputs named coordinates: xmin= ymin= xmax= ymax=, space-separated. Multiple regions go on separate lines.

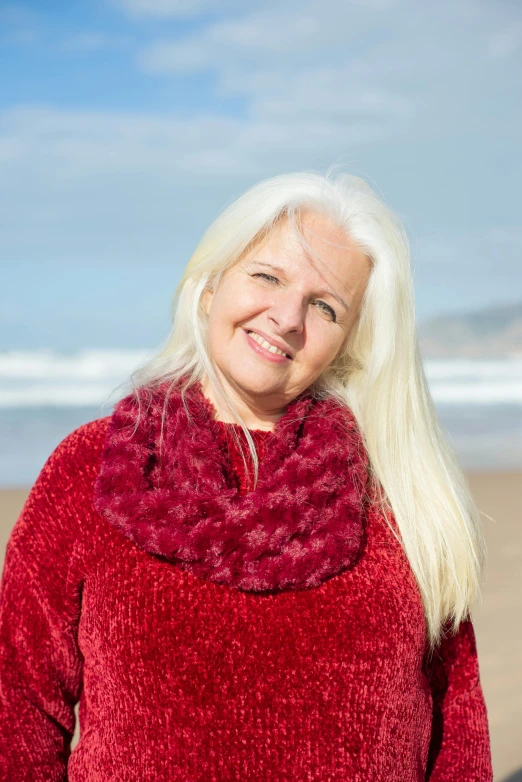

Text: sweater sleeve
xmin=0 ymin=421 xmax=103 ymax=781
xmin=425 ymin=618 xmax=493 ymax=781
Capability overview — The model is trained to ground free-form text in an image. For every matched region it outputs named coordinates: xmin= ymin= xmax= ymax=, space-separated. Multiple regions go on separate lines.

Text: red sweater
xmin=0 ymin=417 xmax=493 ymax=781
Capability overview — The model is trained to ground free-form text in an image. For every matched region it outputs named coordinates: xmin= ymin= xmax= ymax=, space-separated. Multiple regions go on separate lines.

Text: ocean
xmin=1 ymin=349 xmax=521 ymax=486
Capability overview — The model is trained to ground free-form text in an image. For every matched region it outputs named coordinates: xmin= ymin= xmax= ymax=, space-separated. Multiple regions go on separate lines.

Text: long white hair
xmin=119 ymin=169 xmax=487 ymax=651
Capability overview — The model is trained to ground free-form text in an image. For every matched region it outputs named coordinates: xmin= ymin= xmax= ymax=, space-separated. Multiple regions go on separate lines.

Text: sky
xmin=1 ymin=0 xmax=521 ymax=351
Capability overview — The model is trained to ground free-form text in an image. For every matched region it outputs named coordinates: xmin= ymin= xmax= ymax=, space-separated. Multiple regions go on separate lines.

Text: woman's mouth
xmin=244 ymin=330 xmax=292 ymax=363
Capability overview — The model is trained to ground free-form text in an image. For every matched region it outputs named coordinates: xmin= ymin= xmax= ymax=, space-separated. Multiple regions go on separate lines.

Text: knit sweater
xmin=0 ymin=416 xmax=493 ymax=781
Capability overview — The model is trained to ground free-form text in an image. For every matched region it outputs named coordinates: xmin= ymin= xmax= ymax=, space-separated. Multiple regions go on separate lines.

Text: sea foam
xmin=0 ymin=349 xmax=521 ymax=407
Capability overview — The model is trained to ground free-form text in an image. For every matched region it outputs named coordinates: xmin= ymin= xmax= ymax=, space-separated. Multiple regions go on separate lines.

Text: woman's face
xmin=202 ymin=211 xmax=372 ymax=420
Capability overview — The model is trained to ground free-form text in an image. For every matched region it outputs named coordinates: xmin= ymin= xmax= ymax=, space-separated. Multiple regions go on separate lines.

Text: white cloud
xmin=138 ymin=7 xmax=368 ymax=75
xmin=487 ymin=21 xmax=522 ymax=60
xmin=137 ymin=4 xmax=426 ymax=143
xmin=137 ymin=1 xmax=490 ymax=78
xmin=136 ymin=0 xmax=517 ymax=141
xmin=0 ymin=97 xmax=413 ymax=272
xmin=414 ymin=229 xmax=522 ymax=276
xmin=0 ymin=106 xmax=247 ymax=178
xmin=139 ymin=38 xmax=213 ymax=73
xmin=0 ymin=105 xmax=251 ymax=268
xmin=0 ymin=102 xmax=392 ymax=187
xmin=1 ymin=0 xmax=521 ymax=322
xmin=244 ymin=68 xmax=413 ymax=124
xmin=113 ymin=0 xmax=237 ymax=19
xmin=487 ymin=226 xmax=522 ymax=246
xmin=115 ymin=0 xmax=397 ymax=21
xmin=60 ymin=32 xmax=131 ymax=53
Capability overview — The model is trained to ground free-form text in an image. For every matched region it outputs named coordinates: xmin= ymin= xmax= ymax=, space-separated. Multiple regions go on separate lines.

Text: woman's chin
xmin=226 ymin=367 xmax=289 ymax=397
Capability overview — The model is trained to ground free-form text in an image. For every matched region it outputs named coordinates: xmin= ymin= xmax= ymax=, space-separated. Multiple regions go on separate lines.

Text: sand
xmin=1 ymin=473 xmax=520 ymax=781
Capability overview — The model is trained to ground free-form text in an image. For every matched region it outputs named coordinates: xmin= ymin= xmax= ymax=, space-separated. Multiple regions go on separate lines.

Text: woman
xmin=0 ymin=171 xmax=492 ymax=780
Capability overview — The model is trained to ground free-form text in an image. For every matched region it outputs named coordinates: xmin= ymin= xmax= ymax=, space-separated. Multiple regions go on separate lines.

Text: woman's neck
xmin=199 ymin=375 xmax=286 ymax=432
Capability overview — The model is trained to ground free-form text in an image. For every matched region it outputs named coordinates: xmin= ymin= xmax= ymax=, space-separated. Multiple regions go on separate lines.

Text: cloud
xmin=140 ymin=38 xmax=213 ymax=73
xmin=0 ymin=94 xmax=416 ymax=275
xmin=115 ymin=0 xmax=396 ymax=21
xmin=138 ymin=7 xmax=370 ymax=74
xmin=1 ymin=6 xmax=129 ymax=51
xmin=412 ymin=228 xmax=522 ymax=319
xmin=136 ymin=1 xmax=521 ymax=145
xmin=0 ymin=106 xmax=247 ymax=178
xmin=137 ymin=4 xmax=427 ymax=143
xmin=60 ymin=32 xmax=131 ymax=53
xmin=1 ymin=0 xmax=521 ymax=324
xmin=487 ymin=226 xmax=522 ymax=246
xmin=0 ymin=102 xmax=391 ymax=193
xmin=233 ymin=67 xmax=413 ymax=126
xmin=414 ymin=228 xmax=522 ymax=283
xmin=138 ymin=9 xmax=348 ymax=74
xmin=487 ymin=21 xmax=522 ymax=60
xmin=137 ymin=1 xmax=491 ymax=78
xmin=113 ymin=0 xmax=237 ymax=19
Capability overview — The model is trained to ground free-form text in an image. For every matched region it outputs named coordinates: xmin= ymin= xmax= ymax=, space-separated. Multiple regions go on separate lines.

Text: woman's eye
xmin=250 ymin=273 xmax=336 ymax=322
xmin=316 ymin=301 xmax=337 ymax=322
xmin=251 ymin=272 xmax=278 ymax=283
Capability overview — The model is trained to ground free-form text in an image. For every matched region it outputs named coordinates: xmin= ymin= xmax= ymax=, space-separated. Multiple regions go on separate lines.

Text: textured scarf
xmin=93 ymin=378 xmax=370 ymax=593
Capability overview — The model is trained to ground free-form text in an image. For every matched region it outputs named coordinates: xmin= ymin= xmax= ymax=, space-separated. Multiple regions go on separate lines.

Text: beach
xmin=1 ymin=472 xmax=520 ymax=781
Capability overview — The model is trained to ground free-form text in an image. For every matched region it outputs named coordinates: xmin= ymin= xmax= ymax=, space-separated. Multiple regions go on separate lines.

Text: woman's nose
xmin=266 ymin=291 xmax=306 ymax=334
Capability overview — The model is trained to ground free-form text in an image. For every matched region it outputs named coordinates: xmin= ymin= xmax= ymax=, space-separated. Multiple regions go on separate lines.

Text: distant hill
xmin=418 ymin=301 xmax=522 ymax=358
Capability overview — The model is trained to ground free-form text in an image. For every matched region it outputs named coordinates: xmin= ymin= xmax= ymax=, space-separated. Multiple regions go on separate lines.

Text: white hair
xmin=117 ymin=168 xmax=487 ymax=651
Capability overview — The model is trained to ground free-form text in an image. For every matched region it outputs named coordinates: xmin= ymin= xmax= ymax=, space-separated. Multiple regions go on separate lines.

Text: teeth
xmin=248 ymin=331 xmax=289 ymax=358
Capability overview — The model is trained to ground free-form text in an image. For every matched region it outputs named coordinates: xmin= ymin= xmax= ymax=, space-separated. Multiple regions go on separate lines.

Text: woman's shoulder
xmin=31 ymin=414 xmax=112 ymax=491
xmin=50 ymin=415 xmax=112 ymax=471
xmin=6 ymin=416 xmax=112 ymax=562
xmin=33 ymin=415 xmax=112 ymax=494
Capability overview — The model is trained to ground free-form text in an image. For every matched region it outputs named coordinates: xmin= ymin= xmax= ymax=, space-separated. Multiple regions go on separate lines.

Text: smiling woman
xmin=0 ymin=170 xmax=493 ymax=781
xmin=199 ymin=210 xmax=372 ymax=429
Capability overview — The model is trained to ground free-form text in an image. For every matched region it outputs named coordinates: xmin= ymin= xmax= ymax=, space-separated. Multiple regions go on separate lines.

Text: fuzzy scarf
xmin=93 ymin=379 xmax=370 ymax=593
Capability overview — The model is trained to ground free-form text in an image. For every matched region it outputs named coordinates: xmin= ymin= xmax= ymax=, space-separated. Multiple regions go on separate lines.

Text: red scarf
xmin=93 ymin=379 xmax=370 ymax=592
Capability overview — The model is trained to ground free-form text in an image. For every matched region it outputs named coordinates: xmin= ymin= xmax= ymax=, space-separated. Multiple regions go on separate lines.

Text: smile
xmin=245 ymin=330 xmax=292 ymax=361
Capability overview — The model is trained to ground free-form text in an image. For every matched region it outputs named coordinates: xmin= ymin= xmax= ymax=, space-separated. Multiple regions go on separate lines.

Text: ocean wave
xmin=0 ymin=384 xmax=124 ymax=409
xmin=0 ymin=349 xmax=151 ymax=380
xmin=0 ymin=350 xmax=521 ymax=407
xmin=424 ymin=359 xmax=522 ymax=380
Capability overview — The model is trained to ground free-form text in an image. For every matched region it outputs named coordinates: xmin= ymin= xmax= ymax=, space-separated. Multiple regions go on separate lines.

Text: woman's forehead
xmin=244 ymin=214 xmax=368 ymax=280
xmin=243 ymin=213 xmax=344 ymax=261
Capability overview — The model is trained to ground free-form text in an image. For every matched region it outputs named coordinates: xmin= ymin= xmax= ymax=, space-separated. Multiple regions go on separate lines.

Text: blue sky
xmin=1 ymin=0 xmax=521 ymax=350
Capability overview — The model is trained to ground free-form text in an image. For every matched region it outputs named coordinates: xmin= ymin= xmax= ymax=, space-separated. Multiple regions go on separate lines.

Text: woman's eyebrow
xmin=251 ymin=261 xmax=350 ymax=312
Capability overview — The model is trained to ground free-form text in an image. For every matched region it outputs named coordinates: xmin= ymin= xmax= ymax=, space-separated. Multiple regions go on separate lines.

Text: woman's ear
xmin=202 ymin=286 xmax=213 ymax=315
